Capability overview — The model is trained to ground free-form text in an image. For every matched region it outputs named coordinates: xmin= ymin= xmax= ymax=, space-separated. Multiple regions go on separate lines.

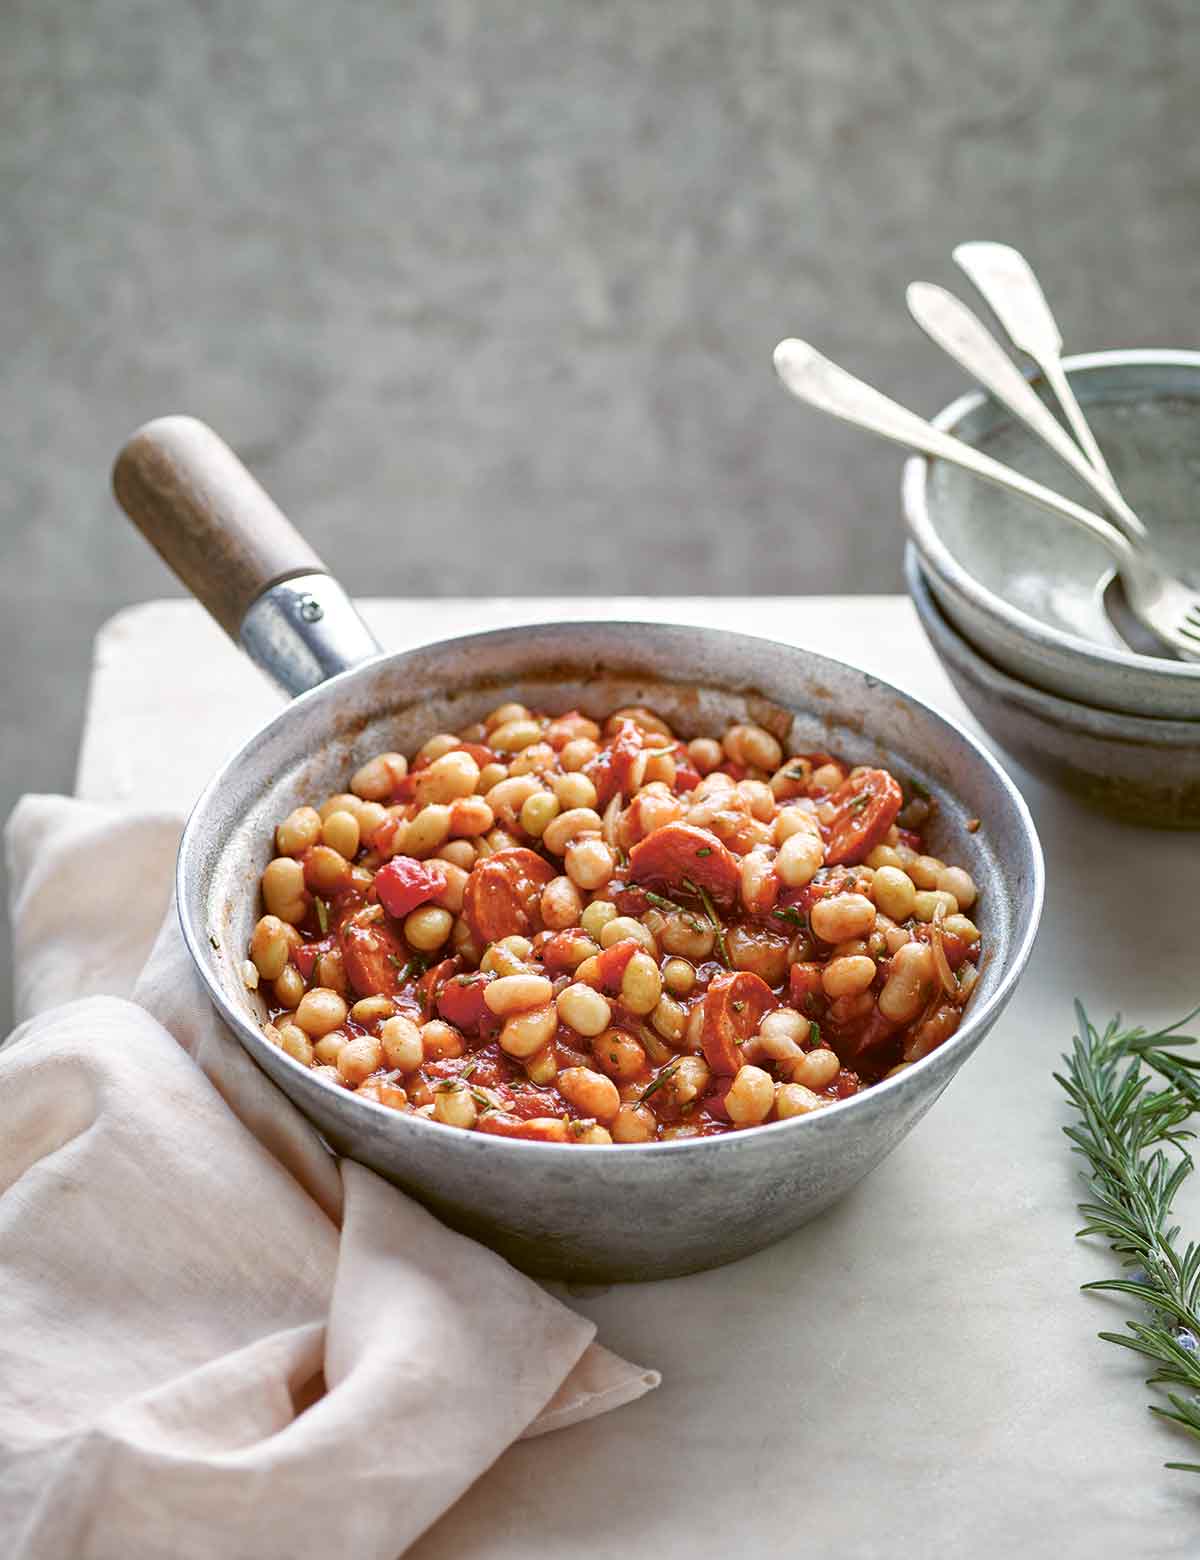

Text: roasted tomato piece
xmin=587 ymin=718 xmax=643 ymax=809
xmin=340 ymin=909 xmax=407 ymax=997
xmin=627 ymin=822 xmax=740 ymax=908
xmin=462 ymin=847 xmax=557 ymax=944
xmin=540 ymin=930 xmax=593 ymax=976
xmin=476 ymin=1111 xmax=569 ymax=1142
xmin=833 ymin=1006 xmax=898 ymax=1063
xmin=437 ymin=970 xmax=495 ymax=1032
xmin=700 ymin=970 xmax=777 ymax=1075
xmin=292 ymin=937 xmax=332 ymax=981
xmin=411 ymin=739 xmax=496 ymax=771
xmin=593 ymin=938 xmax=640 ymax=990
xmin=375 ymin=855 xmax=446 ymax=920
xmin=370 ymin=810 xmax=406 ymax=856
xmin=672 ymin=747 xmax=703 ymax=793
xmin=822 ymin=769 xmax=903 ymax=867
xmin=788 ymin=961 xmax=824 ymax=1012
xmin=456 ymin=740 xmax=497 ymax=768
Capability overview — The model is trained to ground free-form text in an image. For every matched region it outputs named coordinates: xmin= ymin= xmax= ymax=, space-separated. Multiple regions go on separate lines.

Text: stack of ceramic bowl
xmin=903 ymin=349 xmax=1200 ymax=827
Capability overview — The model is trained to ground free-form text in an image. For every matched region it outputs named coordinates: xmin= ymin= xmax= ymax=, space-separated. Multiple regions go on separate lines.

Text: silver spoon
xmin=905 ymin=281 xmax=1148 ymax=545
xmin=772 ymin=338 xmax=1200 ymax=660
xmin=952 ymin=242 xmax=1127 ymax=497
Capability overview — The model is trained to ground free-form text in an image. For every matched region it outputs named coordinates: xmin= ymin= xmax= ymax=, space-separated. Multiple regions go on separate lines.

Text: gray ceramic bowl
xmin=184 ymin=620 xmax=1044 ymax=1282
xmin=903 ymin=350 xmax=1200 ymax=720
xmin=906 ymin=547 xmax=1200 ymax=826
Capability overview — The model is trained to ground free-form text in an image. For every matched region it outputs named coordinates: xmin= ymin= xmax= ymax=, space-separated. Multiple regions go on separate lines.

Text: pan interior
xmin=182 ymin=621 xmax=1038 ymax=1074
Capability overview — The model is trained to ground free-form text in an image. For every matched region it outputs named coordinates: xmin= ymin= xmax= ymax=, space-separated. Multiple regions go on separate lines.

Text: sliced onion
xmin=930 ymin=902 xmax=957 ymax=999
xmin=952 ymin=965 xmax=980 ymax=1007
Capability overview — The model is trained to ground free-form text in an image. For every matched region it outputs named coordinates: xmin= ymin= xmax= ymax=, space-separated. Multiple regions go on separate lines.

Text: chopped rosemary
xmin=808 ymin=1020 xmax=822 ymax=1048
xmin=1056 ymin=1002 xmax=1200 ymax=1474
xmin=314 ymin=896 xmax=329 ymax=934
xmin=208 ymin=934 xmax=219 ymax=951
xmin=639 ymin=1059 xmax=682 ymax=1105
xmin=459 ymin=1057 xmax=479 ymax=1080
xmin=645 ymin=890 xmax=686 ymax=915
xmin=682 ymin=877 xmax=730 ymax=967
xmin=847 ymin=792 xmax=871 ymax=816
xmin=695 ymin=846 xmax=713 ymax=858
xmin=772 ymin=904 xmax=806 ymax=928
xmin=387 ymin=952 xmax=431 ymax=983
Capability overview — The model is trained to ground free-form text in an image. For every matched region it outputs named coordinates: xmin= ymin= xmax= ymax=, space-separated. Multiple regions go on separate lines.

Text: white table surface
xmin=78 ymin=597 xmax=1198 ymax=1558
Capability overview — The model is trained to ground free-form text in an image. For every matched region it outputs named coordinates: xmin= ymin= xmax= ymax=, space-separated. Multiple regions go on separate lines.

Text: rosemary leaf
xmin=681 ymin=876 xmax=729 ymax=967
xmin=639 ymin=1059 xmax=682 ymax=1106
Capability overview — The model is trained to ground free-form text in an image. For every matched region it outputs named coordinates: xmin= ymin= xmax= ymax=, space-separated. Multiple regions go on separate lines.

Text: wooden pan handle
xmin=112 ymin=415 xmax=327 ymax=639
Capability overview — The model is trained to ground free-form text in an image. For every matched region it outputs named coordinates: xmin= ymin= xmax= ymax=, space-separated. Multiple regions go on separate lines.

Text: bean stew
xmin=246 ymin=703 xmax=983 ymax=1143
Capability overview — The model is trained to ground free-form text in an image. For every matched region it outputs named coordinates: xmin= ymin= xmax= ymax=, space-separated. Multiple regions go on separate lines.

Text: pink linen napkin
xmin=1 ymin=796 xmax=658 ymax=1560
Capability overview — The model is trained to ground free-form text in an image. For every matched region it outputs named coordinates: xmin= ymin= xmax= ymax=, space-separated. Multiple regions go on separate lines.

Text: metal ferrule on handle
xmin=240 ymin=573 xmax=382 ymax=696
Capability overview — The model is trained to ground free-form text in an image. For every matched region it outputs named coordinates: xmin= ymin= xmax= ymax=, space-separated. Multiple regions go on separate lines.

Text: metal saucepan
xmin=113 ymin=416 xmax=1045 ymax=1282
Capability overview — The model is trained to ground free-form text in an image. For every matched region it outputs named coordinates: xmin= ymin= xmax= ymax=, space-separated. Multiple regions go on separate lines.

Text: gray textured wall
xmin=4 ymin=0 xmax=1200 ymax=1023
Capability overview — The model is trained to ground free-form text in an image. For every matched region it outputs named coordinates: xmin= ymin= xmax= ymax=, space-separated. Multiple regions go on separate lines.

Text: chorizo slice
xmin=700 ymin=970 xmax=777 ymax=1075
xmin=462 ymin=847 xmax=557 ymax=944
xmin=476 ymin=1111 xmax=570 ymax=1142
xmin=627 ymin=822 xmax=740 ymax=908
xmin=822 ymin=769 xmax=903 ymax=867
xmin=340 ymin=909 xmax=408 ymax=998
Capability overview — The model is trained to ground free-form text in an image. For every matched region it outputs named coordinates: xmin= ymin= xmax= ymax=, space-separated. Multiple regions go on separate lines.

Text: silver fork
xmin=771 ymin=338 xmax=1200 ymax=659
xmin=904 ymin=280 xmax=1149 ymax=546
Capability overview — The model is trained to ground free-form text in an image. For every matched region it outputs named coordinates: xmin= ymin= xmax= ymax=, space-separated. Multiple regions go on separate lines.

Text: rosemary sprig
xmin=639 ymin=1058 xmax=682 ymax=1106
xmin=387 ymin=951 xmax=432 ymax=983
xmin=1055 ymin=1001 xmax=1200 ymax=1473
xmin=314 ymin=896 xmax=330 ymax=935
xmin=645 ymin=889 xmax=686 ymax=915
xmin=681 ymin=876 xmax=729 ymax=967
